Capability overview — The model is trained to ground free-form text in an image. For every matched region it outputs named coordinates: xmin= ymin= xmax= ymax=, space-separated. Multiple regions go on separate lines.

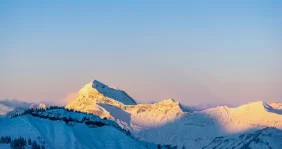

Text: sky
xmin=0 ymin=0 xmax=282 ymax=106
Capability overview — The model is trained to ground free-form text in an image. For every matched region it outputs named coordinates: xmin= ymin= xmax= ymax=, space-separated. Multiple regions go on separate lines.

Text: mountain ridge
xmin=2 ymin=80 xmax=281 ymax=149
xmin=65 ymin=80 xmax=282 ymax=149
xmin=0 ymin=108 xmax=158 ymax=149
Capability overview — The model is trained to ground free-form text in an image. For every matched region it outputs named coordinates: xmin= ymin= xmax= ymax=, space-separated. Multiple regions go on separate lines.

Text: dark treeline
xmin=0 ymin=136 xmax=45 ymax=149
xmin=0 ymin=136 xmax=11 ymax=144
xmin=10 ymin=106 xmax=86 ymax=118
xmin=8 ymin=106 xmax=134 ymax=144
xmin=9 ymin=106 xmax=111 ymax=128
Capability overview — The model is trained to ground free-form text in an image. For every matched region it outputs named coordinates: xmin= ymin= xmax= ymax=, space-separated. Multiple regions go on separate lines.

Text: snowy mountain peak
xmin=77 ymin=80 xmax=136 ymax=105
xmin=66 ymin=80 xmax=137 ymax=118
xmin=236 ymin=101 xmax=270 ymax=112
xmin=159 ymin=98 xmax=175 ymax=103
xmin=38 ymin=103 xmax=47 ymax=109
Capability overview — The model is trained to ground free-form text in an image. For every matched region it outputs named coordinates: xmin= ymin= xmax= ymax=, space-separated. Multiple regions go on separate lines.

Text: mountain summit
xmin=66 ymin=80 xmax=184 ymax=127
xmin=70 ymin=80 xmax=136 ymax=105
xmin=66 ymin=80 xmax=137 ymax=118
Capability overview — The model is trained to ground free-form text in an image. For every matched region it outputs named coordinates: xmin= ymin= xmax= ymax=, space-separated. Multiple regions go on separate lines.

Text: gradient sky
xmin=1 ymin=0 xmax=282 ymax=106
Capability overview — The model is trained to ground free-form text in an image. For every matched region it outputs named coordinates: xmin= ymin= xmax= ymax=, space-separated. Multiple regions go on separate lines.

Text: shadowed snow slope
xmin=203 ymin=127 xmax=282 ymax=149
xmin=135 ymin=101 xmax=282 ymax=148
xmin=0 ymin=109 xmax=157 ymax=149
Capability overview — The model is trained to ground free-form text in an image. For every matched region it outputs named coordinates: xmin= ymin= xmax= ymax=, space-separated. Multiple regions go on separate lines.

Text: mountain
xmin=0 ymin=104 xmax=13 ymax=116
xmin=66 ymin=80 xmax=185 ymax=131
xmin=0 ymin=99 xmax=49 ymax=118
xmin=97 ymin=98 xmax=185 ymax=131
xmin=0 ymin=108 xmax=157 ymax=149
xmin=66 ymin=80 xmax=282 ymax=149
xmin=2 ymin=80 xmax=282 ymax=148
xmin=66 ymin=80 xmax=137 ymax=119
xmin=0 ymin=99 xmax=32 ymax=116
xmin=69 ymin=80 xmax=136 ymax=105
xmin=135 ymin=101 xmax=282 ymax=148
xmin=203 ymin=127 xmax=282 ymax=149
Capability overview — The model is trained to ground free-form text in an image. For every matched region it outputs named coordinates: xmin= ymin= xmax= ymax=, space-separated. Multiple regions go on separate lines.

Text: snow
xmin=131 ymin=101 xmax=282 ymax=148
xmin=35 ymin=109 xmax=120 ymax=128
xmin=268 ymin=102 xmax=282 ymax=110
xmin=0 ymin=144 xmax=10 ymax=149
xmin=0 ymin=99 xmax=48 ymax=116
xmin=5 ymin=108 xmax=25 ymax=118
xmin=37 ymin=103 xmax=47 ymax=109
xmin=75 ymin=80 xmax=136 ymax=105
xmin=0 ymin=104 xmax=13 ymax=116
xmin=0 ymin=109 xmax=157 ymax=149
xmin=65 ymin=81 xmax=282 ymax=149
xmin=203 ymin=127 xmax=282 ymax=149
xmin=66 ymin=80 xmax=137 ymax=119
xmin=0 ymin=99 xmax=32 ymax=116
xmin=2 ymin=80 xmax=282 ymax=149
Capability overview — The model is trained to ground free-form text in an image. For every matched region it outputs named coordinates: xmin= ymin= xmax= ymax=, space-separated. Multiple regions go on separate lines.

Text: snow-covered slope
xmin=66 ymin=80 xmax=186 ymax=130
xmin=65 ymin=80 xmax=282 ymax=149
xmin=124 ymin=99 xmax=183 ymax=128
xmin=68 ymin=80 xmax=136 ymax=105
xmin=203 ymin=127 xmax=282 ymax=149
xmin=96 ymin=99 xmax=185 ymax=132
xmin=0 ymin=109 xmax=157 ymax=149
xmin=4 ymin=108 xmax=26 ymax=118
xmin=66 ymin=80 xmax=137 ymax=119
xmin=134 ymin=101 xmax=282 ymax=148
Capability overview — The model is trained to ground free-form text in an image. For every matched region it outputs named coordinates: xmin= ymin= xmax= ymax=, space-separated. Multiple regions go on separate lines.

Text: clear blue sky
xmin=1 ymin=0 xmax=281 ymax=106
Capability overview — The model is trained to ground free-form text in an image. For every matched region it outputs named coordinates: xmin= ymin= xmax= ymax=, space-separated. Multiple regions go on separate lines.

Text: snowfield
xmin=0 ymin=109 xmax=157 ymax=149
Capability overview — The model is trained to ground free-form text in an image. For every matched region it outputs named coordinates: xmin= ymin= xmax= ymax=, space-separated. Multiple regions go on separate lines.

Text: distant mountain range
xmin=0 ymin=99 xmax=48 ymax=117
xmin=0 ymin=80 xmax=281 ymax=149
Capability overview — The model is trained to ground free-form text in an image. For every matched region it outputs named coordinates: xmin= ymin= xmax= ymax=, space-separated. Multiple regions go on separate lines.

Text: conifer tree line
xmin=0 ymin=136 xmax=45 ymax=149
xmin=10 ymin=106 xmax=86 ymax=118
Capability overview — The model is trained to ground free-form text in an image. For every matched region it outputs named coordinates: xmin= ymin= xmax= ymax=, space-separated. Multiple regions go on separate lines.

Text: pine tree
xmin=32 ymin=140 xmax=40 ymax=149
xmin=41 ymin=145 xmax=46 ymax=149
xmin=8 ymin=136 xmax=11 ymax=143
xmin=28 ymin=138 xmax=32 ymax=145
xmin=10 ymin=137 xmax=26 ymax=149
